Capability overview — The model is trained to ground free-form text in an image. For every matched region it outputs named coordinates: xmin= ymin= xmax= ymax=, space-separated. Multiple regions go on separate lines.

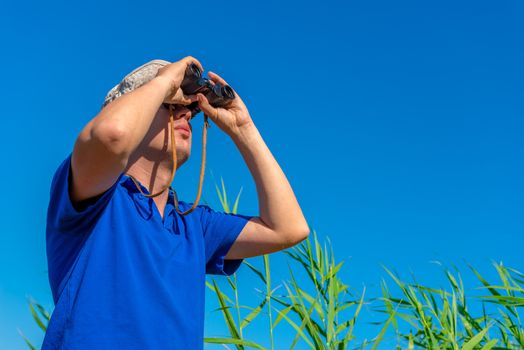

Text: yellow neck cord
xmin=127 ymin=105 xmax=210 ymax=216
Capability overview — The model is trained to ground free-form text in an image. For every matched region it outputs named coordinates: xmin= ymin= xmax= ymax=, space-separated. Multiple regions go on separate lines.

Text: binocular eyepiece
xmin=181 ymin=64 xmax=236 ymax=114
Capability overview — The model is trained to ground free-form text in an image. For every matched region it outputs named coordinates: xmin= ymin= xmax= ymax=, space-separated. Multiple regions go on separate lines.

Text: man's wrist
xmin=151 ymin=76 xmax=176 ymax=100
xmin=230 ymin=122 xmax=259 ymax=146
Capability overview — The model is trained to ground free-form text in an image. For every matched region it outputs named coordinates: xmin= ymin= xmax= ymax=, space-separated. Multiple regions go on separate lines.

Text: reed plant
xmin=22 ymin=179 xmax=523 ymax=349
xmin=375 ymin=262 xmax=524 ymax=349
xmin=203 ymin=179 xmax=524 ymax=349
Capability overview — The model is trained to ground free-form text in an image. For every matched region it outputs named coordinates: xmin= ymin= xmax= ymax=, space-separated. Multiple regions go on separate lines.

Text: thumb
xmin=197 ymin=94 xmax=219 ymax=121
xmin=180 ymin=94 xmax=198 ymax=106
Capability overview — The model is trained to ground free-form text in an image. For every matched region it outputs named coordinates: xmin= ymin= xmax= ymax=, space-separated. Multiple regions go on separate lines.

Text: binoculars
xmin=181 ymin=64 xmax=236 ymax=114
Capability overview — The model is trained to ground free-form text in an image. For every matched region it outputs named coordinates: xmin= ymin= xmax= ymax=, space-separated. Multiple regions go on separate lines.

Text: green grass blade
xmin=272 ymin=304 xmax=292 ymax=329
xmin=243 ymin=261 xmax=267 ymax=285
xmin=263 ymin=254 xmax=275 ymax=350
xmin=214 ymin=182 xmax=226 ymax=211
xmin=461 ymin=326 xmax=490 ymax=350
xmin=342 ymin=287 xmax=365 ymax=344
xmin=371 ymin=307 xmax=397 ymax=350
xmin=295 ymin=286 xmax=324 ymax=321
xmin=326 ymin=267 xmax=336 ymax=346
xmin=273 ymin=307 xmax=316 ymax=349
xmin=28 ymin=302 xmax=47 ymax=332
xmin=33 ymin=302 xmax=51 ymax=322
xmin=212 ymin=279 xmax=243 ymax=349
xmin=286 ymin=268 xmax=326 ymax=347
xmin=204 ymin=337 xmax=267 ymax=349
xmin=221 ymin=177 xmax=229 ymax=212
xmin=232 ymin=186 xmax=243 ymax=214
xmin=17 ymin=328 xmax=36 ymax=350
xmin=206 ymin=281 xmax=233 ymax=304
xmin=241 ymin=298 xmax=267 ymax=329
xmin=479 ymin=339 xmax=498 ymax=350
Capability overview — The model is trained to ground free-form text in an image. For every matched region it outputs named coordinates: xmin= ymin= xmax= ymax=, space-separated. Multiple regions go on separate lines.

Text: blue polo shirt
xmin=43 ymin=153 xmax=253 ymax=349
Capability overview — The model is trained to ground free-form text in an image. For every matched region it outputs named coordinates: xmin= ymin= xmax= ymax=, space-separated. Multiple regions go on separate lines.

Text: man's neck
xmin=124 ymin=153 xmax=175 ymax=218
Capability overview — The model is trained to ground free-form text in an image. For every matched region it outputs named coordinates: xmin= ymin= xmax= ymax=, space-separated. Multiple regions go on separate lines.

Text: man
xmin=43 ymin=56 xmax=309 ymax=349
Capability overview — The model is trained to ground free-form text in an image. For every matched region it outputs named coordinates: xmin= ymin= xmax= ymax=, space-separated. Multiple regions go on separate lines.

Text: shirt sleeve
xmin=198 ymin=204 xmax=254 ymax=276
xmin=46 ymin=153 xmax=124 ymax=302
xmin=47 ymin=152 xmax=123 ymax=233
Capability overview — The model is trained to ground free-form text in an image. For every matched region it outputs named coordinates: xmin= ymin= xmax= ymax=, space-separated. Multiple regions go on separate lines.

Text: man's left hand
xmin=196 ymin=71 xmax=254 ymax=138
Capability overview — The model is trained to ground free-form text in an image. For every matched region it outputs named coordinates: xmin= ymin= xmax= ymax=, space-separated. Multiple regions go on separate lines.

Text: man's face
xmin=170 ymin=104 xmax=196 ymax=164
xmin=153 ymin=104 xmax=195 ymax=167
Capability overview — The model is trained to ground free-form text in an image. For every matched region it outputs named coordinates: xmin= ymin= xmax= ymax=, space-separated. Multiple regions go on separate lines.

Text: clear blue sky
xmin=1 ymin=0 xmax=522 ymax=348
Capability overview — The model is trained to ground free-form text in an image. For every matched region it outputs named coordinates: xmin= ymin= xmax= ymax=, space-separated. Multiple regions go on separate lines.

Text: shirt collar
xmin=121 ymin=175 xmax=176 ymax=219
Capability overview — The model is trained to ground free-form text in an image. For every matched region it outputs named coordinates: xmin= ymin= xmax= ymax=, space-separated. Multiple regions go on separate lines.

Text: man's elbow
xmin=286 ymin=226 xmax=310 ymax=247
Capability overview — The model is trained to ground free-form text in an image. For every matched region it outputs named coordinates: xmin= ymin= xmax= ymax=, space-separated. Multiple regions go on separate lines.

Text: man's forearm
xmin=90 ymin=76 xmax=172 ymax=157
xmin=231 ymin=123 xmax=309 ymax=239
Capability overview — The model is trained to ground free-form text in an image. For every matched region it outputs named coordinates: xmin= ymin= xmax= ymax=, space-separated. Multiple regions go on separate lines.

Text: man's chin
xmin=175 ymin=150 xmax=190 ymax=166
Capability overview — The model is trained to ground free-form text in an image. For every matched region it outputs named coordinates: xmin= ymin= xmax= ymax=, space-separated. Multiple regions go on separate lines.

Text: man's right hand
xmin=155 ymin=56 xmax=203 ymax=106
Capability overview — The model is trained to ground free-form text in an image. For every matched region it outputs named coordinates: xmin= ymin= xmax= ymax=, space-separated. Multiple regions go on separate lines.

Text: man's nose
xmin=177 ymin=108 xmax=192 ymax=121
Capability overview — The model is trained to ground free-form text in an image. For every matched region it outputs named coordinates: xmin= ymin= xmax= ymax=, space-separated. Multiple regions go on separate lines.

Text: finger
xmin=197 ymin=94 xmax=219 ymax=122
xmin=208 ymin=71 xmax=229 ymax=86
xmin=185 ymin=94 xmax=199 ymax=104
xmin=184 ymin=56 xmax=203 ymax=73
xmin=167 ymin=93 xmax=197 ymax=106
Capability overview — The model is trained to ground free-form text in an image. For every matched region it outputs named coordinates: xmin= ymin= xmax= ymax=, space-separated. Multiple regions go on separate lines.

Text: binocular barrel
xmin=180 ymin=64 xmax=235 ymax=108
